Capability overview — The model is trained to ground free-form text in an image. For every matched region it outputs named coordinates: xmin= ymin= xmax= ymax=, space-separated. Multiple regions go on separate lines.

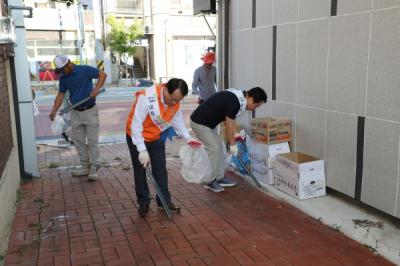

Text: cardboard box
xmin=246 ymin=136 xmax=290 ymax=166
xmin=250 ymin=117 xmax=291 ymax=144
xmin=251 ymin=163 xmax=274 ymax=184
xmin=274 ymin=152 xmax=326 ymax=200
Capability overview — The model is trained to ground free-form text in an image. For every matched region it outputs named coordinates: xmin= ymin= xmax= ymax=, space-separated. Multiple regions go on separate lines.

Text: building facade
xmin=23 ymin=0 xmax=96 ymax=86
xmin=227 ymin=0 xmax=400 ymax=218
xmin=23 ymin=0 xmax=215 ymax=86
xmin=0 ymin=1 xmax=22 ymax=256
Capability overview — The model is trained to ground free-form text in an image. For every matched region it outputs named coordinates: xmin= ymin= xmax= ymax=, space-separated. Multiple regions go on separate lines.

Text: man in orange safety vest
xmin=126 ymin=78 xmax=201 ymax=216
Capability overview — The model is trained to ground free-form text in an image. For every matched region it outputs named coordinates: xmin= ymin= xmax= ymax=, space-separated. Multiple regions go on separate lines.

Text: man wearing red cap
xmin=192 ymin=51 xmax=217 ymax=104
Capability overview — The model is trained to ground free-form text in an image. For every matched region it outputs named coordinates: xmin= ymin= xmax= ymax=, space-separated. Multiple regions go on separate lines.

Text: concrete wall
xmin=229 ymin=0 xmax=400 ymax=217
xmin=0 ymin=60 xmax=21 ymax=256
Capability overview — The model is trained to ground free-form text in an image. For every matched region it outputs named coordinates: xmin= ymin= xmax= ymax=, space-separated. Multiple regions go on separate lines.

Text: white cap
xmin=54 ymin=54 xmax=69 ymax=69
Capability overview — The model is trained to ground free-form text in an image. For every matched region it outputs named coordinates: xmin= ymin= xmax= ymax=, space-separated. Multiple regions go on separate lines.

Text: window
xmin=115 ymin=0 xmax=142 ymax=12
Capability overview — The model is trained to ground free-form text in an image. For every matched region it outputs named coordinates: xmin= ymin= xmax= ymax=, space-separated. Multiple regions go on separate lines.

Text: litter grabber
xmin=145 ymin=165 xmax=174 ymax=221
xmin=59 ymin=88 xmax=106 ymax=115
xmin=231 ymin=153 xmax=262 ymax=188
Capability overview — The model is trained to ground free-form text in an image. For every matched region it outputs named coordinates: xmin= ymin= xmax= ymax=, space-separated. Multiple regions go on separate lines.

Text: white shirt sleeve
xmin=130 ymin=95 xmax=148 ymax=152
xmin=171 ymin=106 xmax=191 ymax=140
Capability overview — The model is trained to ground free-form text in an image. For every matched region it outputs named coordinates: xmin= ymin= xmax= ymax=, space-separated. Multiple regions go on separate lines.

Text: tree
xmin=106 ymin=16 xmax=144 ymax=64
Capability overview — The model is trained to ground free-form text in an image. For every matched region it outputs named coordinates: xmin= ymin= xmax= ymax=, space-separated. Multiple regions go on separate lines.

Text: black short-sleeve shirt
xmin=190 ymin=91 xmax=241 ymax=129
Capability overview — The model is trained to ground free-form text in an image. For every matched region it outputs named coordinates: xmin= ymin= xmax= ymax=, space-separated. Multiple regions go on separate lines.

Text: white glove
xmin=138 ymin=150 xmax=150 ymax=167
xmin=230 ymin=144 xmax=238 ymax=157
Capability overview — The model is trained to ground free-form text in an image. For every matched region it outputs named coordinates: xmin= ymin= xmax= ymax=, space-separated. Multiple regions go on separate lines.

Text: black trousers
xmin=126 ymin=134 xmax=171 ymax=206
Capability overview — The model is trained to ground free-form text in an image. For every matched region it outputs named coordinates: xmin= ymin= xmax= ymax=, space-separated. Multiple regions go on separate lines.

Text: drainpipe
xmin=223 ymin=0 xmax=229 ymax=90
xmin=10 ymin=58 xmax=31 ymax=179
xmin=8 ymin=0 xmax=39 ymax=178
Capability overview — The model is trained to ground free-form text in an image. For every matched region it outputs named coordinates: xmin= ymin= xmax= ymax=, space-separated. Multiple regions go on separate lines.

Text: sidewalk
xmin=4 ymin=138 xmax=393 ymax=266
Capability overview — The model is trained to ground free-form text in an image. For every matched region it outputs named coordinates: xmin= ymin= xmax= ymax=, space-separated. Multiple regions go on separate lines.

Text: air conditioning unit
xmin=193 ymin=0 xmax=216 ymax=15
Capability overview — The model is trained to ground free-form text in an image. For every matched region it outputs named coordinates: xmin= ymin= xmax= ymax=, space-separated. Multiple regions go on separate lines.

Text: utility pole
xmin=75 ymin=0 xmax=86 ymax=64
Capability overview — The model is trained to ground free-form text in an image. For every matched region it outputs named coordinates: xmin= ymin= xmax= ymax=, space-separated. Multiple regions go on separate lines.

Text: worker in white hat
xmin=49 ymin=55 xmax=107 ymax=181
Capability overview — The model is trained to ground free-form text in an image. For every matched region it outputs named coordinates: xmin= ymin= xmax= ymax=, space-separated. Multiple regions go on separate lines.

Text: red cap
xmin=201 ymin=52 xmax=215 ymax=64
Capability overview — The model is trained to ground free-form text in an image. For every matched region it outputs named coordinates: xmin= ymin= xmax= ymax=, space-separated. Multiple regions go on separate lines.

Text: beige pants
xmin=70 ymin=106 xmax=99 ymax=165
xmin=190 ymin=119 xmax=225 ymax=181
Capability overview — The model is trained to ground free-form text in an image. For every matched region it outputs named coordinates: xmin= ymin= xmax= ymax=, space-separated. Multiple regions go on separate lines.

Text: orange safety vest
xmin=126 ymin=84 xmax=181 ymax=142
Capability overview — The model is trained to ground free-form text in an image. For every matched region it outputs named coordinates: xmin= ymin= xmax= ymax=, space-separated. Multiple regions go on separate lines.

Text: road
xmin=35 ymin=92 xmax=198 ymax=139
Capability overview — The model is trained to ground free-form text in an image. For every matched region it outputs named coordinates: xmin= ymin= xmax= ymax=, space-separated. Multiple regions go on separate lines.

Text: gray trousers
xmin=70 ymin=106 xmax=100 ymax=165
xmin=190 ymin=119 xmax=225 ymax=182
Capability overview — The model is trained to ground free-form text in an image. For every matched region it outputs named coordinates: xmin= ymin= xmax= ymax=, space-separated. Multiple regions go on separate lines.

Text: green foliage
xmin=106 ymin=16 xmax=144 ymax=62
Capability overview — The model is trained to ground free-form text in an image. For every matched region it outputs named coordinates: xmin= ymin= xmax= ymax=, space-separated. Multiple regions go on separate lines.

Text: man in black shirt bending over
xmin=190 ymin=87 xmax=267 ymax=192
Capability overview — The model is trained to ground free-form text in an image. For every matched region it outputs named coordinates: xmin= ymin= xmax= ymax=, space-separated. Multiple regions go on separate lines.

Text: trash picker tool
xmin=233 ymin=155 xmax=262 ymax=188
xmin=145 ymin=166 xmax=174 ymax=221
xmin=59 ymin=88 xmax=106 ymax=115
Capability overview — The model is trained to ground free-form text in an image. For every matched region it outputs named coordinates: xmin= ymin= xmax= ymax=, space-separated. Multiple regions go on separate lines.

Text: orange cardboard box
xmin=250 ymin=117 xmax=291 ymax=144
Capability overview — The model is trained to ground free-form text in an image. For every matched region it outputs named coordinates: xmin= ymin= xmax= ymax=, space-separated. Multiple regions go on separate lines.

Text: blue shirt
xmin=59 ymin=65 xmax=100 ymax=108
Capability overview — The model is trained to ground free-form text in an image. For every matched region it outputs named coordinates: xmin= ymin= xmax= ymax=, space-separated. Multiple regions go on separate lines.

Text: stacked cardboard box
xmin=246 ymin=136 xmax=290 ymax=184
xmin=250 ymin=117 xmax=291 ymax=144
xmin=274 ymin=152 xmax=326 ymax=200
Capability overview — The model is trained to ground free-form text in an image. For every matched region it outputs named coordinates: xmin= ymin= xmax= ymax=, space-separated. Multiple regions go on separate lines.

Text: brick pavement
xmin=4 ymin=139 xmax=394 ymax=266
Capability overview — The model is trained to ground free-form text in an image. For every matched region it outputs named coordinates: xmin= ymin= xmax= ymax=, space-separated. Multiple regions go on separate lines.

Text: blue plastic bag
xmin=230 ymin=140 xmax=251 ymax=175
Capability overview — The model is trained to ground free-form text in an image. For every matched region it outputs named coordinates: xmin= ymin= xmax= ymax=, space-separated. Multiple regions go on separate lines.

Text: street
xmin=35 ymin=88 xmax=198 ymax=139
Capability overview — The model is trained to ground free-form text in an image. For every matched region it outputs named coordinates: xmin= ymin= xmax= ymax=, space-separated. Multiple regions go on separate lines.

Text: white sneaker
xmin=71 ymin=166 xmax=90 ymax=176
xmin=87 ymin=164 xmax=101 ymax=181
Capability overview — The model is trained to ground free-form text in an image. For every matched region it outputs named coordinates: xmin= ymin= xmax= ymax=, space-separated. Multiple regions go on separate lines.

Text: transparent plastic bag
xmin=50 ymin=115 xmax=65 ymax=136
xmin=179 ymin=145 xmax=212 ymax=184
xmin=32 ymin=101 xmax=40 ymax=116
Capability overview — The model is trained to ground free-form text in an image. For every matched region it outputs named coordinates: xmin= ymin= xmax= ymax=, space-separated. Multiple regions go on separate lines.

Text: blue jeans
xmin=126 ymin=135 xmax=171 ymax=206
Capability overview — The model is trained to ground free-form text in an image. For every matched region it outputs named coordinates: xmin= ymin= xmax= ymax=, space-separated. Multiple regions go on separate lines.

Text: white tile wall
xmin=256 ymin=0 xmax=273 ymax=27
xmin=230 ymin=31 xmax=252 ymax=89
xmin=325 ymin=111 xmax=358 ymax=197
xmin=367 ymin=8 xmax=400 ymax=123
xmin=295 ymin=106 xmax=325 ymax=158
xmin=238 ymin=0 xmax=253 ymax=30
xmin=299 ymin=0 xmax=331 ymax=20
xmin=252 ymin=27 xmax=273 ymax=98
xmin=297 ymin=19 xmax=329 ymax=108
xmin=337 ymin=0 xmax=373 ymax=15
xmin=327 ymin=13 xmax=370 ymax=115
xmin=276 ymin=23 xmax=297 ymax=103
xmin=273 ymin=0 xmax=299 ymax=24
xmin=362 ymin=118 xmax=400 ymax=215
xmin=229 ymin=0 xmax=400 ymax=218
xmin=230 ymin=0 xmax=240 ymax=31
xmin=373 ymin=0 xmax=400 ymax=9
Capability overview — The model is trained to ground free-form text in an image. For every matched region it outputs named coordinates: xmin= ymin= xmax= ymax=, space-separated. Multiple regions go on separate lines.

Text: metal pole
xmin=59 ymin=88 xmax=105 ymax=115
xmin=202 ymin=14 xmax=216 ymax=40
xmin=76 ymin=1 xmax=85 ymax=63
xmin=235 ymin=155 xmax=262 ymax=188
xmin=145 ymin=166 xmax=174 ymax=221
xmin=146 ymin=42 xmax=150 ymax=79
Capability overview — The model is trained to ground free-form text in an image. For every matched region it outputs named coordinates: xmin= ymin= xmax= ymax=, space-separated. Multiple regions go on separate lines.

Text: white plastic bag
xmin=32 ymin=101 xmax=40 ymax=116
xmin=179 ymin=145 xmax=212 ymax=184
xmin=50 ymin=115 xmax=65 ymax=136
